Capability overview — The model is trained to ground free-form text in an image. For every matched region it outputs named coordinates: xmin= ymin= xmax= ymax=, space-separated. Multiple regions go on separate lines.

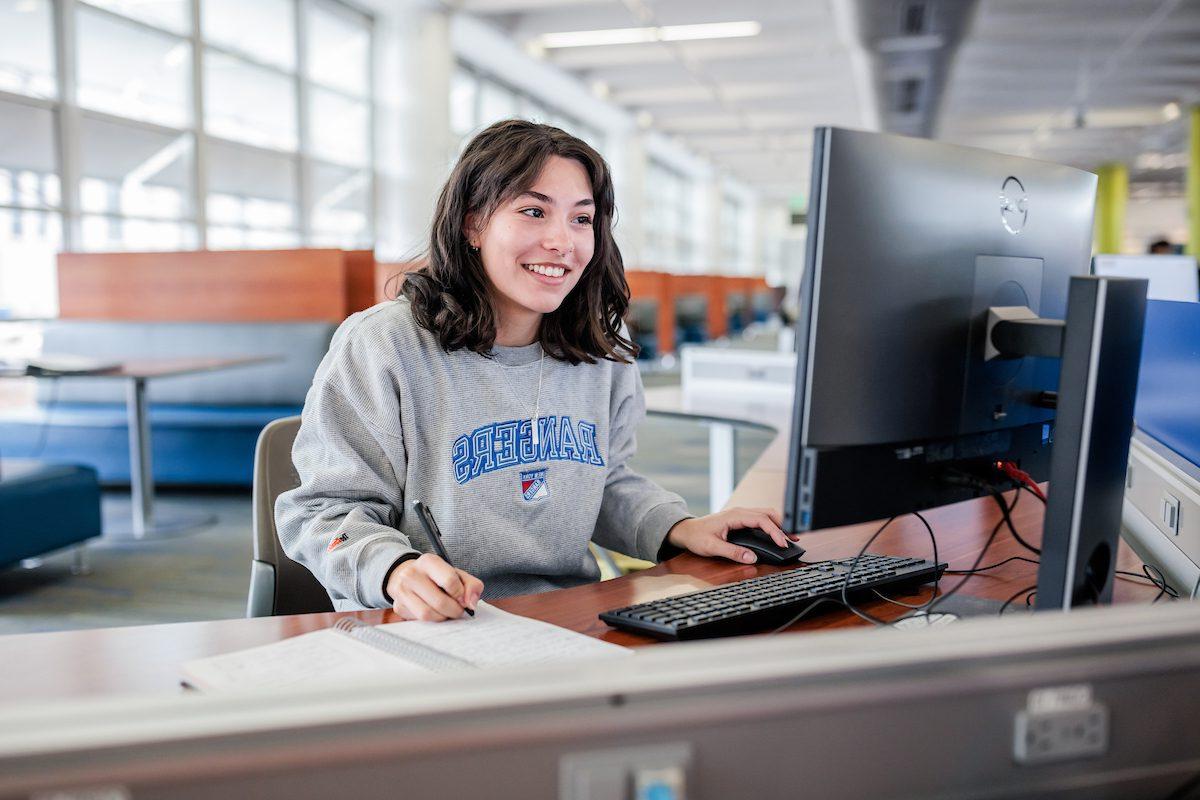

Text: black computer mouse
xmin=726 ymin=528 xmax=806 ymax=565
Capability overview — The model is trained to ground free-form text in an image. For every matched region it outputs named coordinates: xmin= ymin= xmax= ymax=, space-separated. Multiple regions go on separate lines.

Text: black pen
xmin=410 ymin=500 xmax=475 ymax=617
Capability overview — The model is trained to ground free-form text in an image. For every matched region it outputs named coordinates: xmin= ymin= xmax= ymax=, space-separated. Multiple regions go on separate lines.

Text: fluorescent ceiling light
xmin=540 ymin=21 xmax=761 ymax=49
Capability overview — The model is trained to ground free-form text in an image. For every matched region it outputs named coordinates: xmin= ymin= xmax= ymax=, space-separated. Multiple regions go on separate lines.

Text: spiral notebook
xmin=181 ymin=602 xmax=632 ymax=691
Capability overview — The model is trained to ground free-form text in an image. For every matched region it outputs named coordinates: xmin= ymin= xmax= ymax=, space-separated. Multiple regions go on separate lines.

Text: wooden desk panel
xmin=343 ymin=249 xmax=378 ymax=314
xmin=58 ymin=249 xmax=353 ymax=322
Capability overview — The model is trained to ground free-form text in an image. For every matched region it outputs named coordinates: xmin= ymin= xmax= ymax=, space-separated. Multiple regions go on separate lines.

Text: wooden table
xmin=0 ymin=384 xmax=1159 ymax=706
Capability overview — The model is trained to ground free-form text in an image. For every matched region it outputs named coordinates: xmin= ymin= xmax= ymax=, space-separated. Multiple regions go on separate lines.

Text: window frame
xmin=4 ymin=0 xmax=376 ymax=253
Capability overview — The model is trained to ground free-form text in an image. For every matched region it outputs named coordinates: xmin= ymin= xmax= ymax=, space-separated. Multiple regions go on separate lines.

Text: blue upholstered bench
xmin=0 ymin=320 xmax=337 ymax=487
xmin=0 ymin=462 xmax=101 ymax=569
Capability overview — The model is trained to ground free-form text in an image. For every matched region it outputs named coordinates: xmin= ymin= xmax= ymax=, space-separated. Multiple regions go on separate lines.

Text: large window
xmin=719 ymin=194 xmax=748 ymax=271
xmin=0 ymin=0 xmax=60 ymax=317
xmin=451 ymin=64 xmax=604 ymax=156
xmin=643 ymin=160 xmax=694 ymax=271
xmin=0 ymin=0 xmax=375 ymax=317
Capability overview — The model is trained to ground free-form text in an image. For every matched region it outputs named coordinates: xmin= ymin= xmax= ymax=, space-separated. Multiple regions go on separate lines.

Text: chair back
xmin=247 ymin=415 xmax=335 ymax=616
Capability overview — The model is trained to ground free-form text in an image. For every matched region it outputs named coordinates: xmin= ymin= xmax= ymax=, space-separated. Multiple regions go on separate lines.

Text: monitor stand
xmin=990 ymin=276 xmax=1148 ymax=610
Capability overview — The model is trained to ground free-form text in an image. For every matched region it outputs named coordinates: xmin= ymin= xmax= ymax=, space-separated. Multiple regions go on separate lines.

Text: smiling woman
xmin=275 ymin=119 xmax=797 ymax=624
xmin=404 ymin=119 xmax=634 ymax=363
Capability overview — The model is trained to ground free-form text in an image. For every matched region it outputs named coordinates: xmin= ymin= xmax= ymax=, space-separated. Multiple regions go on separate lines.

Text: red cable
xmin=996 ymin=460 xmax=1047 ymax=502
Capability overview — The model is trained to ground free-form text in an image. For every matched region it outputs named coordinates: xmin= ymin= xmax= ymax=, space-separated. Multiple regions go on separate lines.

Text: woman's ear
xmin=464 ymin=213 xmax=480 ymax=248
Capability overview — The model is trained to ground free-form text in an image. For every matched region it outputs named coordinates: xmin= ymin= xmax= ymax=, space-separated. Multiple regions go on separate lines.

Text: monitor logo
xmin=1000 ymin=176 xmax=1028 ymax=235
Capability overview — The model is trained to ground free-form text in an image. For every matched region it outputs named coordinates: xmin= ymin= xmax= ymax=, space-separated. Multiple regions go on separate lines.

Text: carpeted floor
xmin=0 ymin=411 xmax=773 ymax=635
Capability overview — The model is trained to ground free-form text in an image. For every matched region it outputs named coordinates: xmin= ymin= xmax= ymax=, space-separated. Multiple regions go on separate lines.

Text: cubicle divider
xmin=57 ymin=248 xmax=381 ymax=322
xmin=625 ymin=271 xmax=772 ymax=357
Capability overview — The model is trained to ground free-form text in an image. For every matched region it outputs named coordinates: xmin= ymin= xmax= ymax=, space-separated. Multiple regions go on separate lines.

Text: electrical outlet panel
xmin=560 ymin=743 xmax=690 ymax=800
xmin=1013 ymin=685 xmax=1108 ymax=765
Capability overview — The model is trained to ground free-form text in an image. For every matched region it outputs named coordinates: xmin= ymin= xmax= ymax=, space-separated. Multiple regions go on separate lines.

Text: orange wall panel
xmin=374 ymin=261 xmax=422 ymax=304
xmin=343 ymin=250 xmax=377 ymax=315
xmin=57 ymin=249 xmax=351 ymax=322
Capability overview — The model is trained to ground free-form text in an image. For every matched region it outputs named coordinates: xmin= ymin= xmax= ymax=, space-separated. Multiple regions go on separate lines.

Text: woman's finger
xmin=457 ymin=570 xmax=485 ymax=609
xmin=713 ymin=538 xmax=757 ymax=564
xmin=405 ymin=571 xmax=465 ymax=620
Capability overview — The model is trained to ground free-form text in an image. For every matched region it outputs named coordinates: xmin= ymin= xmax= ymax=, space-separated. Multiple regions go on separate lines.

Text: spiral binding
xmin=333 ymin=618 xmax=475 ymax=673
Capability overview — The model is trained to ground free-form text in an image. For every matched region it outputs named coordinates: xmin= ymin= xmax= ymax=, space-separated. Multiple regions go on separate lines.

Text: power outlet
xmin=1161 ymin=492 xmax=1182 ymax=536
xmin=1013 ymin=705 xmax=1108 ymax=764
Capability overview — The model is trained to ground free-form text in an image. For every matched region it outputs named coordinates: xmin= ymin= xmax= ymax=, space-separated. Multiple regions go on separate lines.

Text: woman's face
xmin=471 ymin=156 xmax=596 ymax=333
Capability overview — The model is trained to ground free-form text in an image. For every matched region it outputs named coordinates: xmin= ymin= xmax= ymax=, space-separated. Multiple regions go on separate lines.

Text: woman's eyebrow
xmin=519 ymin=190 xmax=594 ymax=207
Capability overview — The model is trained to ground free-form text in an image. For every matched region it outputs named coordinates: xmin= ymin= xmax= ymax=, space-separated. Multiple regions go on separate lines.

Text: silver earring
xmin=469 ymin=244 xmax=479 ymax=253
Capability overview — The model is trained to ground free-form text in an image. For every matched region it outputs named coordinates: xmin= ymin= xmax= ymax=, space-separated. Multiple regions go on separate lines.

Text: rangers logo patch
xmin=520 ymin=468 xmax=548 ymax=502
xmin=327 ymin=531 xmax=349 ymax=552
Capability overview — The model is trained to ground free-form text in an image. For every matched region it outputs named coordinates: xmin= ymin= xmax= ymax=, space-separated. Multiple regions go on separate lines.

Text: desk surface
xmin=2 ymin=356 xmax=274 ymax=380
xmin=0 ymin=385 xmax=1160 ymax=705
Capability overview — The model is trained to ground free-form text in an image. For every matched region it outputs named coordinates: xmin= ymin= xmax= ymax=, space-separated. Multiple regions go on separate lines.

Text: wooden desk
xmin=0 ymin=386 xmax=1159 ymax=705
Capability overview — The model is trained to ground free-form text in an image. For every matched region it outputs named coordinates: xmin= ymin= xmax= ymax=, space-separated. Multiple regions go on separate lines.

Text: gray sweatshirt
xmin=276 ymin=298 xmax=692 ymax=611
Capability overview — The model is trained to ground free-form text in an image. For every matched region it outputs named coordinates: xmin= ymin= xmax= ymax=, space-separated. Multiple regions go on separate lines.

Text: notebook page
xmin=376 ymin=602 xmax=631 ymax=668
xmin=181 ymin=628 xmax=430 ymax=691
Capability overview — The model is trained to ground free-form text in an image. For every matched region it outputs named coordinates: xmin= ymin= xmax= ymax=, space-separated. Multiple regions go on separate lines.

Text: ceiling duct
xmin=850 ymin=0 xmax=978 ymax=138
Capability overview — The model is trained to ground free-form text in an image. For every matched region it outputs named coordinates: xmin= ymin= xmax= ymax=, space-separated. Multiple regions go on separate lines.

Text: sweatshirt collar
xmin=488 ymin=341 xmax=543 ymax=367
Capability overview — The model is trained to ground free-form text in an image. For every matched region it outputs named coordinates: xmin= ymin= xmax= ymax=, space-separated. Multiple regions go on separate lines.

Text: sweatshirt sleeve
xmin=275 ymin=329 xmax=418 ymax=610
xmin=590 ymin=363 xmax=693 ymax=561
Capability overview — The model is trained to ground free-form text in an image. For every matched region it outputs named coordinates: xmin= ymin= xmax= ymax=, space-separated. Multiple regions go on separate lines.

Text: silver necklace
xmin=496 ymin=346 xmax=546 ymax=447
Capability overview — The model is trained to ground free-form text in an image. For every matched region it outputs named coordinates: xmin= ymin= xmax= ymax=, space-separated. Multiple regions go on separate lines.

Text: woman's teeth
xmin=523 ymin=264 xmax=565 ymax=278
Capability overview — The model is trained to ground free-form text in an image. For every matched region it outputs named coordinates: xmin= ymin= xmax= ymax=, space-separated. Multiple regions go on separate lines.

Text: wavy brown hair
xmin=401 ymin=119 xmax=637 ymax=364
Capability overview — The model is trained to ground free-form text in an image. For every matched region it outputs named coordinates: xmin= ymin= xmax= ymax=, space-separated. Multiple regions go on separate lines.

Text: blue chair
xmin=0 ymin=462 xmax=101 ymax=570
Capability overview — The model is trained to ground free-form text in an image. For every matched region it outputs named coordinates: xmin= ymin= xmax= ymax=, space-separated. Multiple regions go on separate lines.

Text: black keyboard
xmin=600 ymin=554 xmax=947 ymax=641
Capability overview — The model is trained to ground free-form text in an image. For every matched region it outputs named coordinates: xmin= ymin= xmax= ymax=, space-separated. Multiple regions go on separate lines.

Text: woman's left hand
xmin=666 ymin=507 xmax=797 ymax=564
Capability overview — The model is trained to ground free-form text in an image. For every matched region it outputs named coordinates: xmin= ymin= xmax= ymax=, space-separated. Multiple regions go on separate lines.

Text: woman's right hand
xmin=385 ymin=553 xmax=484 ymax=621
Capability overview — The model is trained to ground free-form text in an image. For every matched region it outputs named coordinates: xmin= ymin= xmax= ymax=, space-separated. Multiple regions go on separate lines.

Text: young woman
xmin=276 ymin=119 xmax=794 ymax=620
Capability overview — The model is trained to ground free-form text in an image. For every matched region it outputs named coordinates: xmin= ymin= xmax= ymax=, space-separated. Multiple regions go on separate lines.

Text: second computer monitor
xmin=785 ymin=127 xmax=1098 ymax=532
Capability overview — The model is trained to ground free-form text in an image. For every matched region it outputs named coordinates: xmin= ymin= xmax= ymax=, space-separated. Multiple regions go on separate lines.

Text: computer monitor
xmin=1092 ymin=254 xmax=1199 ymax=303
xmin=783 ymin=127 xmax=1147 ymax=609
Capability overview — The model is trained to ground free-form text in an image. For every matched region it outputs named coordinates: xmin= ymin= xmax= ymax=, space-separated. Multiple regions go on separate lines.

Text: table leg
xmin=102 ymin=376 xmax=215 ymax=541
xmin=709 ymin=422 xmax=737 ymax=512
xmin=127 ymin=376 xmax=154 ymax=537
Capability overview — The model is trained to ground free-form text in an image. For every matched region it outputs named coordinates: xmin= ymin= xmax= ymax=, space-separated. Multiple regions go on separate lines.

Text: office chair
xmin=247 ymin=416 xmax=335 ymax=617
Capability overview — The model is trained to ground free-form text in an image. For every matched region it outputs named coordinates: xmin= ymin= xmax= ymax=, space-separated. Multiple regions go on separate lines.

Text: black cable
xmin=991 ymin=488 xmax=1041 ymax=555
xmin=943 ymin=490 xmax=1035 ymax=576
xmin=945 ymin=555 xmax=1040 ymax=575
xmin=999 ymin=583 xmax=1038 ymax=615
xmin=1019 ymin=482 xmax=1047 ymax=505
xmin=1115 ymin=565 xmax=1179 ymax=602
xmin=924 ymin=492 xmax=1013 ymax=617
xmin=766 ymin=597 xmax=848 ymax=636
xmin=837 ymin=516 xmax=901 ymax=627
xmin=871 ymin=589 xmax=935 ymax=609
xmin=1146 ymin=564 xmax=1179 ymax=601
xmin=835 ymin=510 xmax=943 ymax=627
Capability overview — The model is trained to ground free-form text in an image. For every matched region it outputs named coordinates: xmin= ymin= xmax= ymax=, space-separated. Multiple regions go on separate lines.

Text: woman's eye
xmin=575 ymin=215 xmax=593 ymax=225
xmin=520 ymin=207 xmax=544 ymax=218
